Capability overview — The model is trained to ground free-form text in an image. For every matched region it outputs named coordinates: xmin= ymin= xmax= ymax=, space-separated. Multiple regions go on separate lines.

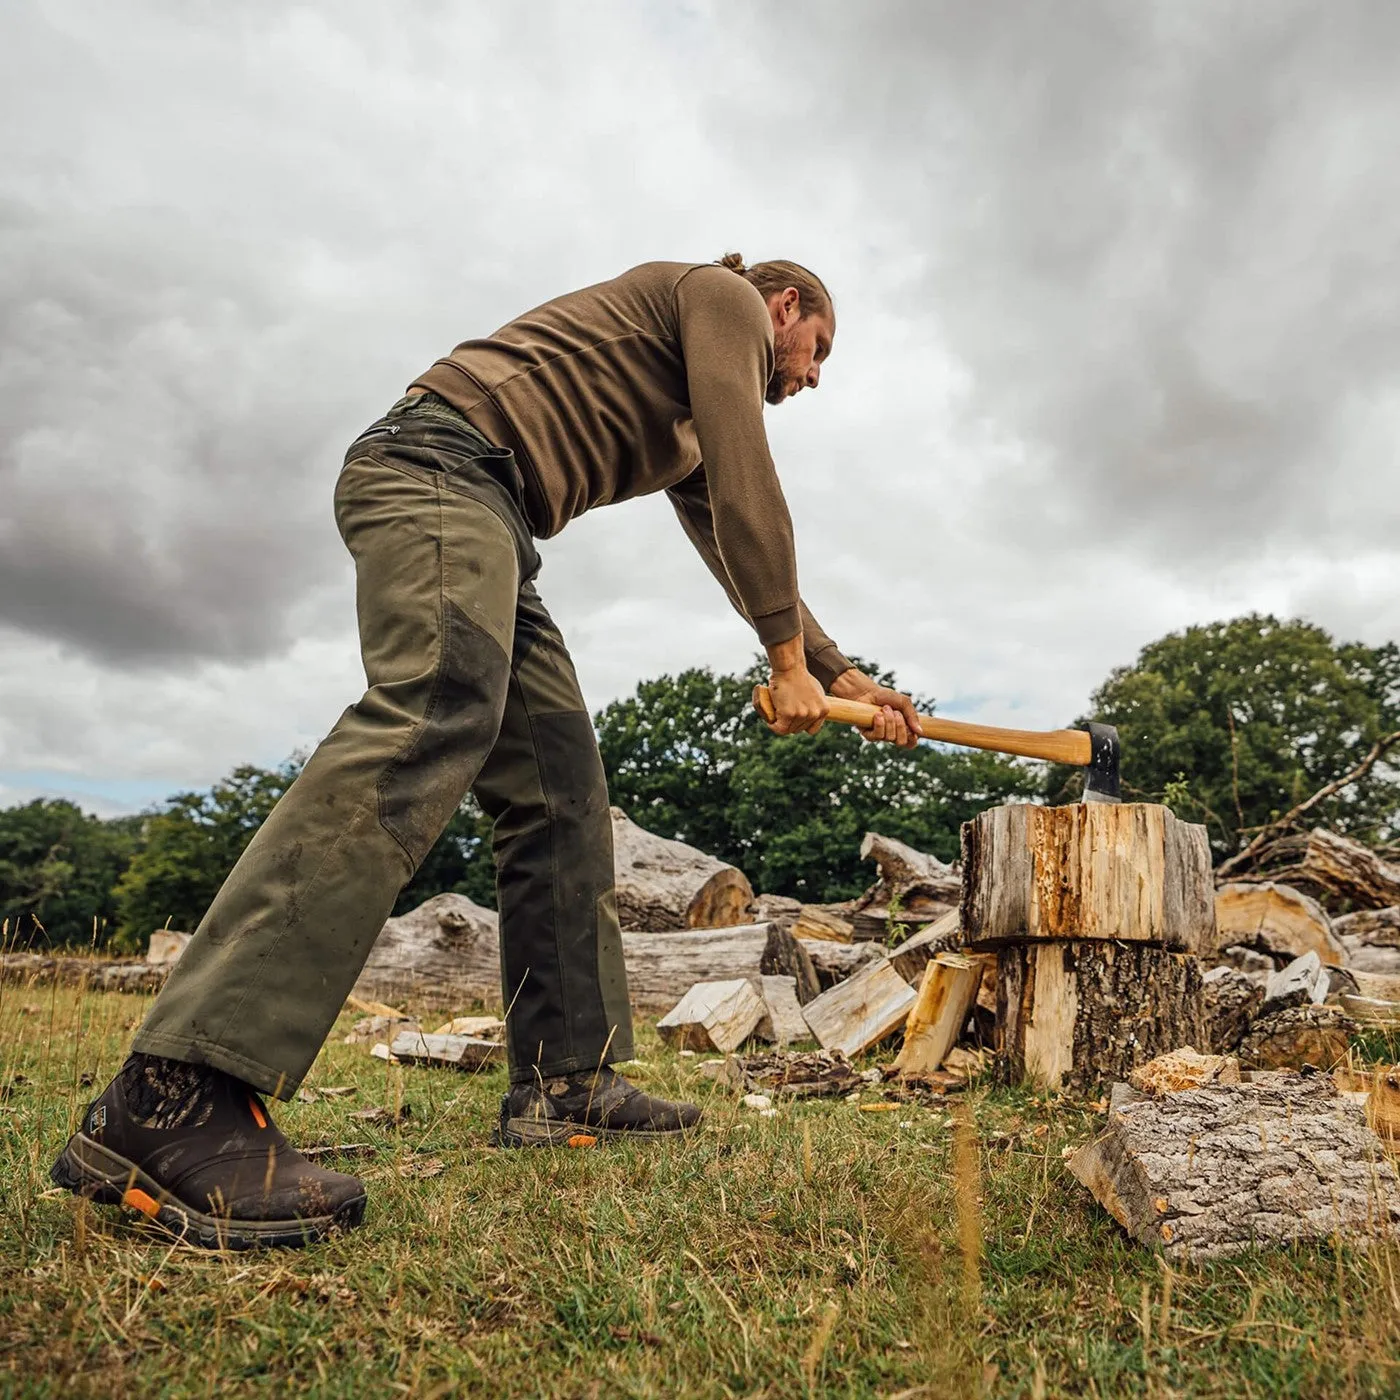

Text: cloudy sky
xmin=2 ymin=1 xmax=1398 ymax=816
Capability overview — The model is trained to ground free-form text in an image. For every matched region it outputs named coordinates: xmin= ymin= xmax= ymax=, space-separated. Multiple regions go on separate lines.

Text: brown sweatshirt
xmin=410 ymin=261 xmax=854 ymax=689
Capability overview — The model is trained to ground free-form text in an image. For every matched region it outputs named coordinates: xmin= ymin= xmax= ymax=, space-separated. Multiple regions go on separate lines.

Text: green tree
xmin=0 ymin=800 xmax=142 ymax=949
xmin=1049 ymin=614 xmax=1400 ymax=858
xmin=114 ymin=762 xmax=302 ymax=947
xmin=597 ymin=657 xmax=1040 ymax=902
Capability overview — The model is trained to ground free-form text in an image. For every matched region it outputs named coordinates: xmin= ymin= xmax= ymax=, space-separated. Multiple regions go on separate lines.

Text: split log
xmin=1341 ymin=994 xmax=1400 ymax=1029
xmin=657 ymin=979 xmax=766 ymax=1053
xmin=1199 ymin=966 xmax=1265 ymax=1054
xmin=355 ymin=894 xmax=777 ymax=1013
xmin=388 ymin=1031 xmax=504 ymax=1071
xmin=610 ymin=808 xmax=754 ymax=931
xmin=1349 ymin=968 xmax=1400 ymax=1003
xmin=756 ymin=976 xmax=811 ymax=1046
xmin=997 ymin=941 xmax=1205 ymax=1092
xmin=791 ymin=906 xmax=854 ymax=943
xmin=850 ymin=905 xmax=954 ymax=943
xmin=888 ymin=909 xmax=961 ymax=985
xmin=146 ymin=931 xmax=191 ymax=966
xmin=801 ymin=959 xmax=918 ymax=1058
xmin=1068 ymin=1075 xmax=1400 ymax=1259
xmin=1213 ymin=882 xmax=1344 ymax=967
xmin=748 ymin=893 xmax=801 ymax=924
xmin=960 ymin=803 xmax=1215 ymax=953
xmin=760 ymin=924 xmax=821 ymax=1005
xmin=891 ymin=954 xmax=980 ymax=1077
xmin=1300 ymin=828 xmax=1400 ymax=910
xmin=1236 ymin=1004 xmax=1356 ymax=1070
xmin=1261 ymin=952 xmax=1328 ymax=1013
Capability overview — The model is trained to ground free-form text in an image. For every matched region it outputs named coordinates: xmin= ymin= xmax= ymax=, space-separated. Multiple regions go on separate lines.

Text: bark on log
xmin=1213 ymin=882 xmax=1345 ymax=967
xmin=1200 ymin=966 xmax=1265 ymax=1054
xmin=760 ymin=924 xmax=821 ymax=1005
xmin=1300 ymin=828 xmax=1400 ymax=910
xmin=961 ymin=803 xmax=1215 ymax=953
xmin=610 ymin=808 xmax=754 ymax=931
xmin=1236 ymin=1004 xmax=1356 ymax=1071
xmin=355 ymin=894 xmax=778 ymax=1013
xmin=891 ymin=954 xmax=980 ymax=1077
xmin=1334 ymin=906 xmax=1400 ymax=946
xmin=997 ymin=941 xmax=1205 ymax=1092
xmin=801 ymin=959 xmax=918 ymax=1057
xmin=799 ymin=939 xmax=887 ymax=990
xmin=1067 ymin=1075 xmax=1400 ymax=1259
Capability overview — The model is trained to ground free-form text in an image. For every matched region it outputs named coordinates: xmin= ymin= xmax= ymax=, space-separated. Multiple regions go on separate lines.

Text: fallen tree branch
xmin=1216 ymin=730 xmax=1400 ymax=880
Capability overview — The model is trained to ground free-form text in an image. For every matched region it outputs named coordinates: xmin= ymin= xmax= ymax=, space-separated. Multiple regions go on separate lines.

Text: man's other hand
xmin=830 ymin=670 xmax=922 ymax=748
xmin=766 ymin=667 xmax=829 ymax=736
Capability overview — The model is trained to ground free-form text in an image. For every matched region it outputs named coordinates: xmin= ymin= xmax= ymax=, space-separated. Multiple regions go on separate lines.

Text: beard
xmin=765 ymin=331 xmax=800 ymax=405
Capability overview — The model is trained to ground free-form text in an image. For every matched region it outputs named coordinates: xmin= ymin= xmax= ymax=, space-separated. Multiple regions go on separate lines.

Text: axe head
xmin=1083 ymin=723 xmax=1121 ymax=804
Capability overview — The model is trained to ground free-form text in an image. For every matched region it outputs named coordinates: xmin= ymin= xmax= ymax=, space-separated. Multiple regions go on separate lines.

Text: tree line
xmin=3 ymin=614 xmax=1397 ymax=953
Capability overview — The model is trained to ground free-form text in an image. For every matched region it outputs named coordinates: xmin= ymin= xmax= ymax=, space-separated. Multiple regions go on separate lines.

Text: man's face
xmin=766 ymin=289 xmax=835 ymax=406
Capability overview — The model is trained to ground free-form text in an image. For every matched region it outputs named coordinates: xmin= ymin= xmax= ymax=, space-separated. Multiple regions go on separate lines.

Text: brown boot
xmin=493 ymin=1066 xmax=702 ymax=1147
xmin=51 ymin=1053 xmax=366 ymax=1249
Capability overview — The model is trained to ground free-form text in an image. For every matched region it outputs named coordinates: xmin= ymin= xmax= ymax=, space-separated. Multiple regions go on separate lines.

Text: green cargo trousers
xmin=133 ymin=393 xmax=634 ymax=1097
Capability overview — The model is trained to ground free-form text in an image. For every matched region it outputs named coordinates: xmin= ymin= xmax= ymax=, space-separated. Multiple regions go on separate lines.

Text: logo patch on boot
xmin=89 ymin=1105 xmax=107 ymax=1134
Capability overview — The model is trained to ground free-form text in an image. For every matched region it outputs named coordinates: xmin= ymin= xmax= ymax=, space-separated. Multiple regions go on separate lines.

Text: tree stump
xmin=997 ymin=941 xmax=1205 ymax=1091
xmin=960 ymin=803 xmax=1215 ymax=953
xmin=610 ymin=808 xmax=754 ymax=931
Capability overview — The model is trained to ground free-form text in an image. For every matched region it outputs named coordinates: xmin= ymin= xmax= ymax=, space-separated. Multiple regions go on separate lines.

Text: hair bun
xmin=718 ymin=251 xmax=747 ymax=273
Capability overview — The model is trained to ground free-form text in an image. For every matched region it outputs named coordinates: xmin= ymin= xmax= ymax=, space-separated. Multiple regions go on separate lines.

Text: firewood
xmin=791 ymin=905 xmax=854 ymax=943
xmin=388 ymin=1031 xmax=504 ymax=1070
xmin=1236 ymin=1003 xmax=1356 ymax=1069
xmin=1300 ymin=828 xmax=1400 ymax=910
xmin=1213 ymin=881 xmax=1344 ymax=967
xmin=1334 ymin=905 xmax=1400 ymax=945
xmin=1199 ymin=966 xmax=1265 ymax=1053
xmin=656 ymin=979 xmax=766 ymax=1053
xmin=146 ymin=931 xmax=191 ymax=966
xmin=891 ymin=954 xmax=980 ymax=1077
xmin=1127 ymin=1048 xmax=1240 ymax=1094
xmin=800 ymin=959 xmax=918 ymax=1058
xmin=888 ymin=910 xmax=961 ymax=985
xmin=760 ymin=923 xmax=821 ymax=1004
xmin=799 ymin=939 xmax=887 ymax=990
xmin=355 ymin=895 xmax=779 ymax=1012
xmin=996 ymin=941 xmax=1205 ymax=1092
xmin=961 ymin=803 xmax=1214 ymax=953
xmin=1349 ymin=968 xmax=1400 ymax=1002
xmin=610 ymin=808 xmax=754 ymax=931
xmin=1068 ymin=1074 xmax=1400 ymax=1259
xmin=1261 ymin=952 xmax=1329 ymax=1013
xmin=756 ymin=975 xmax=811 ymax=1046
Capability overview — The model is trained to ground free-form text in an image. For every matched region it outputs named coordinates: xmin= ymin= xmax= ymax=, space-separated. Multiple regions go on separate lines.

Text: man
xmin=52 ymin=254 xmax=923 ymax=1248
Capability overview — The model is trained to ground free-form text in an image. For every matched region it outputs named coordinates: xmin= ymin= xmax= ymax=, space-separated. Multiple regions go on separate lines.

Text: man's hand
xmin=829 ymin=669 xmax=922 ymax=748
xmin=763 ymin=634 xmax=829 ymax=736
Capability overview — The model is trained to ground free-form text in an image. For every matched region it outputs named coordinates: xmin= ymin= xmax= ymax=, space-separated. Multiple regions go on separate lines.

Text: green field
xmin=3 ymin=981 xmax=1399 ymax=1399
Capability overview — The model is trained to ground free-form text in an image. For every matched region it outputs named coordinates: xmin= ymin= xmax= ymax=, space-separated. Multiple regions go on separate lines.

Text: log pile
xmin=610 ymin=807 xmax=754 ymax=931
xmin=849 ymin=832 xmax=960 ymax=941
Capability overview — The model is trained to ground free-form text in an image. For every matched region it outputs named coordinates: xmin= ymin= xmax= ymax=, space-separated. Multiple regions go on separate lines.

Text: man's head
xmin=718 ymin=253 xmax=835 ymax=405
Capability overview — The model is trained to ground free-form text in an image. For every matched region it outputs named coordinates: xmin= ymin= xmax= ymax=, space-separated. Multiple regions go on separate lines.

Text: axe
xmin=751 ymin=686 xmax=1121 ymax=803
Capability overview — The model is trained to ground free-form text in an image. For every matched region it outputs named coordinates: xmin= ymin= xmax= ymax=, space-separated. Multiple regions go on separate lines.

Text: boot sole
xmin=50 ymin=1133 xmax=367 ymax=1250
xmin=492 ymin=1116 xmax=697 ymax=1148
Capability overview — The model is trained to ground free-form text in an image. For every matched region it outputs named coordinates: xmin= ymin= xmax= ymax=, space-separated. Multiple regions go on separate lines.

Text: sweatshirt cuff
xmin=752 ymin=604 xmax=804 ymax=648
xmin=806 ymin=642 xmax=855 ymax=692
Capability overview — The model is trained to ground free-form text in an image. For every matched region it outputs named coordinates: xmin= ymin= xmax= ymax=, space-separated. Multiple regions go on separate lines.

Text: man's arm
xmin=667 ymin=469 xmax=921 ymax=747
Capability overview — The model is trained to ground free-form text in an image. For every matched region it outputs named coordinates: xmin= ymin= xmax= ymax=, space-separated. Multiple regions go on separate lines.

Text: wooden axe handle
xmin=751 ymin=685 xmax=1092 ymax=766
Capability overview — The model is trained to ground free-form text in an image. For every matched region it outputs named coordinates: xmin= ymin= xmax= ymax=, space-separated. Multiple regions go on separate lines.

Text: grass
xmin=3 ymin=979 xmax=1400 ymax=1398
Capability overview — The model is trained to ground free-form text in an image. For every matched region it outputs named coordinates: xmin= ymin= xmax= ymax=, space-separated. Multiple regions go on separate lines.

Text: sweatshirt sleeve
xmin=673 ymin=264 xmax=803 ymax=647
xmin=667 ymin=467 xmax=855 ymax=691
